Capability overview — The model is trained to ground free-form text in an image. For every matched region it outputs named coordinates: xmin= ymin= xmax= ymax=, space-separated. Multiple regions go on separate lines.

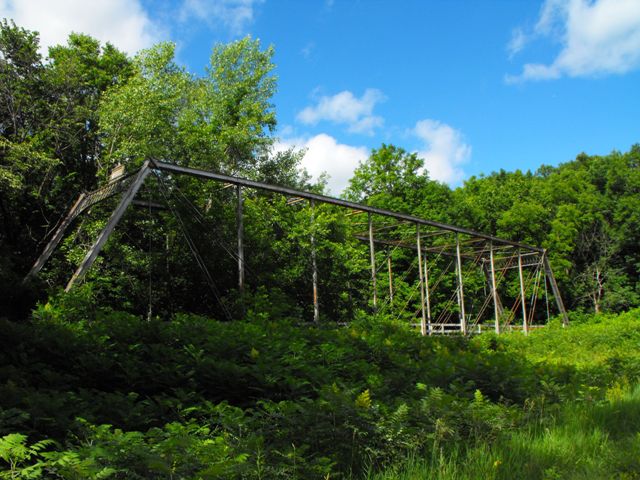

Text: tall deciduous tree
xmin=99 ymin=42 xmax=190 ymax=170
xmin=189 ymin=36 xmax=277 ymax=175
xmin=0 ymin=22 xmax=132 ymax=316
xmin=92 ymin=37 xmax=307 ymax=317
xmin=345 ymin=144 xmax=451 ymax=220
xmin=99 ymin=36 xmax=277 ymax=177
xmin=46 ymin=33 xmax=132 ymax=186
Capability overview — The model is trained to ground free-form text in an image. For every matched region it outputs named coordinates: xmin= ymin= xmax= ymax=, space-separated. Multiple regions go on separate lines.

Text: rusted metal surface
xmin=27 ymin=159 xmax=569 ymax=334
xmin=152 ymin=161 xmax=543 ymax=253
xmin=65 ymin=162 xmax=152 ymax=291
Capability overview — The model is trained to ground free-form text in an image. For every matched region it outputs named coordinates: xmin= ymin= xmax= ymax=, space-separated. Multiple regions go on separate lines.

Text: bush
xmin=2 ymin=303 xmax=640 ymax=478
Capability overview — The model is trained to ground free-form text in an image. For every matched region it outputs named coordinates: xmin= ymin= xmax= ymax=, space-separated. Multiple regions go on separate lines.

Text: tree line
xmin=1 ymin=19 xmax=638 ymax=320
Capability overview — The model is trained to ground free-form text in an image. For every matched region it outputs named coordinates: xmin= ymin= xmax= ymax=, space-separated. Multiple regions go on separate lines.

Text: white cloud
xmin=0 ymin=0 xmax=162 ymax=55
xmin=507 ymin=27 xmax=527 ymax=58
xmin=508 ymin=0 xmax=640 ymax=82
xmin=301 ymin=42 xmax=315 ymax=59
xmin=276 ymin=134 xmax=368 ymax=194
xmin=296 ymin=89 xmax=385 ymax=135
xmin=179 ymin=0 xmax=261 ymax=34
xmin=413 ymin=120 xmax=471 ymax=185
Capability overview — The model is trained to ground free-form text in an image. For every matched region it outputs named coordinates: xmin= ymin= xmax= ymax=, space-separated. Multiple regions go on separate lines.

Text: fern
xmin=355 ymin=389 xmax=372 ymax=410
xmin=0 ymin=433 xmax=53 ymax=479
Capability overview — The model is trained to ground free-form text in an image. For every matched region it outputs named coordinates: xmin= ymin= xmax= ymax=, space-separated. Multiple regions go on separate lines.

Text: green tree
xmin=186 ymin=36 xmax=277 ymax=175
xmin=0 ymin=22 xmax=132 ymax=316
xmin=99 ymin=36 xmax=277 ymax=177
xmin=345 ymin=144 xmax=451 ymax=221
xmin=0 ymin=20 xmax=55 ymax=252
xmin=345 ymin=144 xmax=456 ymax=323
xmin=46 ymin=33 xmax=132 ymax=186
xmin=85 ymin=37 xmax=303 ymax=317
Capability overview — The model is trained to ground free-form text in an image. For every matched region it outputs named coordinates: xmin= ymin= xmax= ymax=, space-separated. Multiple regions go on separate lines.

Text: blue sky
xmin=2 ymin=0 xmax=640 ymax=193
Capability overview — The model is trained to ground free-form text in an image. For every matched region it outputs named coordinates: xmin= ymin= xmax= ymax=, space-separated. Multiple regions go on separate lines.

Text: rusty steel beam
xmin=66 ymin=161 xmax=152 ymax=290
xmin=152 ymin=160 xmax=543 ymax=253
xmin=455 ymin=234 xmax=467 ymax=334
xmin=416 ymin=225 xmax=427 ymax=336
xmin=310 ymin=200 xmax=319 ymax=323
xmin=369 ymin=213 xmax=377 ymax=308
xmin=237 ymin=186 xmax=245 ymax=294
xmin=23 ymin=192 xmax=87 ymax=283
xmin=542 ymin=252 xmax=569 ymax=327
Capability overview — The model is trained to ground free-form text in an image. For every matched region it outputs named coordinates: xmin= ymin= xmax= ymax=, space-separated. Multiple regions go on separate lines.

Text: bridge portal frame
xmin=25 ymin=159 xmax=569 ymax=332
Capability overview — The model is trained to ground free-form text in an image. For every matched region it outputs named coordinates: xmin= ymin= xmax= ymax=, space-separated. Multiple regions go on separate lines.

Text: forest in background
xmin=2 ymin=19 xmax=640 ymax=479
xmin=1 ymin=20 xmax=639 ymax=322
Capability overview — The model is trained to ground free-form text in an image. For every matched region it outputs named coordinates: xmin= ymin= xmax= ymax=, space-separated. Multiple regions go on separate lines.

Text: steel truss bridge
xmin=25 ymin=159 xmax=569 ymax=334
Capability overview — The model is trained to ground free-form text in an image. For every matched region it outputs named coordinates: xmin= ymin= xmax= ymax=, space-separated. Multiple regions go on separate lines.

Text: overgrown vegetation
xmin=1 ymin=20 xmax=639 ymax=321
xmin=373 ymin=311 xmax=640 ymax=480
xmin=2 ymin=18 xmax=640 ymax=479
xmin=2 ymin=298 xmax=640 ymax=478
xmin=371 ymin=385 xmax=640 ymax=479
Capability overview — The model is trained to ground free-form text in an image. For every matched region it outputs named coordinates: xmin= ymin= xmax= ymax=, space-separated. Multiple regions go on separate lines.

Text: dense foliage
xmin=1 ymin=18 xmax=640 ymax=479
xmin=2 ymin=298 xmax=640 ymax=478
xmin=450 ymin=150 xmax=640 ymax=314
xmin=374 ymin=311 xmax=640 ymax=479
xmin=1 ymin=20 xmax=639 ymax=319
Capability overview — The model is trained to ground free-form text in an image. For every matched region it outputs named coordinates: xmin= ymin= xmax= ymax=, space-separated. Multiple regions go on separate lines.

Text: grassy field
xmin=2 ymin=301 xmax=640 ymax=478
xmin=372 ymin=310 xmax=640 ymax=480
xmin=370 ymin=383 xmax=640 ymax=479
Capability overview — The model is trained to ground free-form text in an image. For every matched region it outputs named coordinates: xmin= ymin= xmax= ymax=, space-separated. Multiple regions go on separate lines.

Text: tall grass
xmin=371 ymin=383 xmax=640 ymax=480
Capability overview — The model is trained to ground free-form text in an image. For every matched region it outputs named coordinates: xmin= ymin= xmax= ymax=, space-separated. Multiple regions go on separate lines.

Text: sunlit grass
xmin=371 ymin=384 xmax=640 ymax=480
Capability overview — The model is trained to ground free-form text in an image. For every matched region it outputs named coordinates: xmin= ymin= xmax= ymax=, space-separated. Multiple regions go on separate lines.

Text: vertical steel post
xmin=544 ymin=271 xmax=551 ymax=322
xmin=368 ymin=213 xmax=377 ymax=309
xmin=416 ymin=225 xmax=427 ymax=336
xmin=66 ymin=162 xmax=152 ymax=291
xmin=424 ymin=251 xmax=432 ymax=335
xmin=489 ymin=243 xmax=500 ymax=334
xmin=455 ymin=233 xmax=467 ymax=334
xmin=518 ymin=251 xmax=528 ymax=335
xmin=310 ymin=200 xmax=319 ymax=323
xmin=542 ymin=251 xmax=569 ymax=327
xmin=236 ymin=185 xmax=245 ymax=294
xmin=387 ymin=252 xmax=393 ymax=303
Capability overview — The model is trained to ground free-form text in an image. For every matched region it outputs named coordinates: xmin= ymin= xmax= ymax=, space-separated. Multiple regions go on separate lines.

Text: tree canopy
xmin=1 ymin=20 xmax=639 ymax=319
xmin=2 ymin=19 xmax=640 ymax=480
